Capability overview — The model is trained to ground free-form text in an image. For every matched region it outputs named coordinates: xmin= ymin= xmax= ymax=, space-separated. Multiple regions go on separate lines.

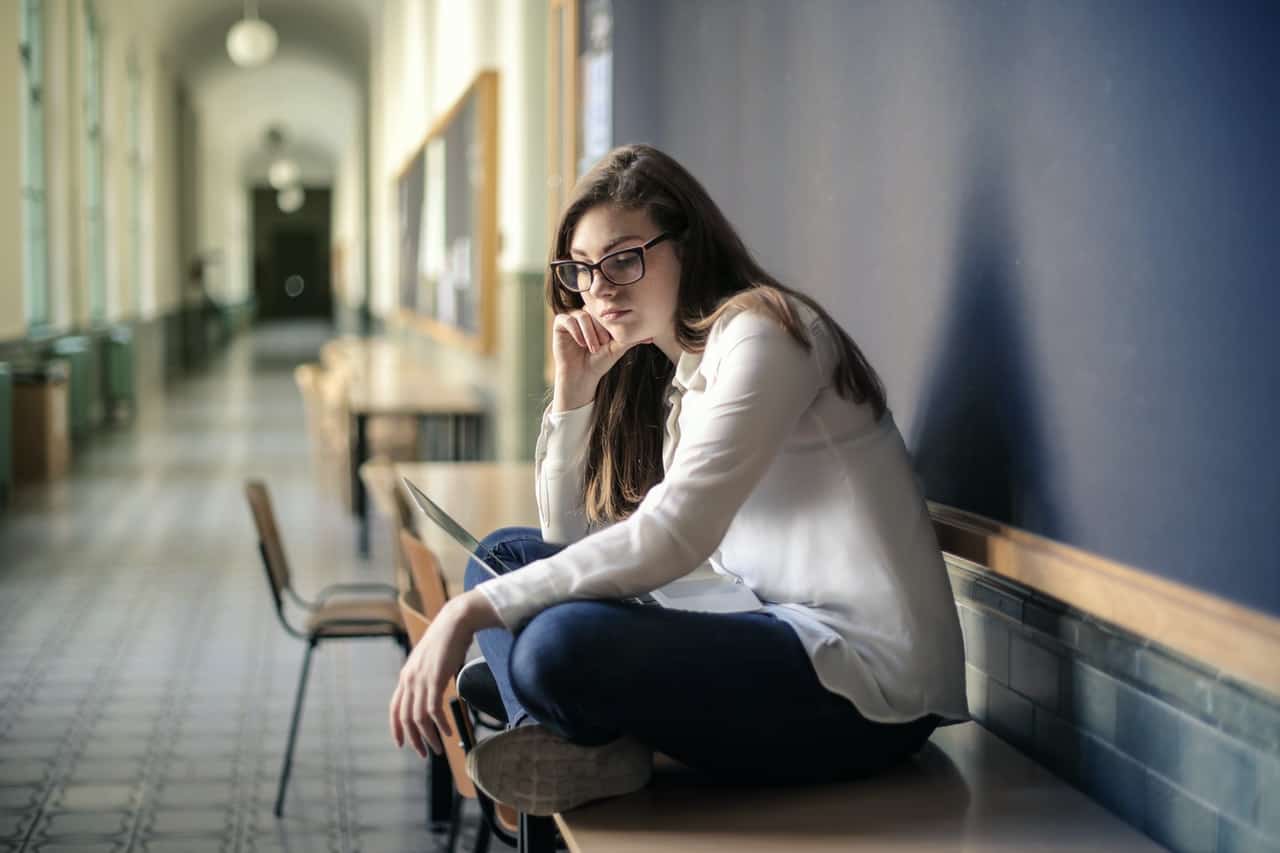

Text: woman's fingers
xmin=428 ymin=683 xmax=453 ymax=741
xmin=423 ymin=699 xmax=447 ymax=755
xmin=403 ymin=682 xmax=429 ymax=758
xmin=566 ymin=320 xmax=587 ymax=351
xmin=575 ymin=312 xmax=600 ymax=353
xmin=416 ymin=681 xmax=443 ymax=757
xmin=555 ymin=314 xmax=587 ymax=350
xmin=389 ymin=681 xmax=405 ymax=746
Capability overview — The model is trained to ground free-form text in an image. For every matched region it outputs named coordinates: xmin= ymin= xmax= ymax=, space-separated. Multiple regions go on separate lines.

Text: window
xmin=127 ymin=50 xmax=141 ymax=318
xmin=19 ymin=0 xmax=49 ymax=330
xmin=83 ymin=0 xmax=106 ymax=323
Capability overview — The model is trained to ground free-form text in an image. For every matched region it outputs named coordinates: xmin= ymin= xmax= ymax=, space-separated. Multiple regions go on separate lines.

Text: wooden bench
xmin=552 ymin=723 xmax=1161 ymax=852
xmin=381 ymin=462 xmax=1161 ymax=852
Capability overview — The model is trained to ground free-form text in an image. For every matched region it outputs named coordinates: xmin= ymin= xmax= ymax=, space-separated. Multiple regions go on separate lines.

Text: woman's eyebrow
xmin=569 ymin=234 xmax=643 ymax=260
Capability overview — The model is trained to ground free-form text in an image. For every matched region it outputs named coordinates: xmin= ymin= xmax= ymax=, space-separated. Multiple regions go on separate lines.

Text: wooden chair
xmin=399 ymin=530 xmax=522 ymax=853
xmin=356 ymin=456 xmax=416 ymax=594
xmin=391 ymin=474 xmax=417 ymax=595
xmin=244 ymin=480 xmax=409 ymax=817
xmin=294 ymin=363 xmax=346 ymax=499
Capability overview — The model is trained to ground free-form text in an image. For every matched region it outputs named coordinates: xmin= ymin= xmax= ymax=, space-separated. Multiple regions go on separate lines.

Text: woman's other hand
xmin=551 ymin=309 xmax=649 ymax=412
xmin=389 ymin=590 xmax=501 ymax=758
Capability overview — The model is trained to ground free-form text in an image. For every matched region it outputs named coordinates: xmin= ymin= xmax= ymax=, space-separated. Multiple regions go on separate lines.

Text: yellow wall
xmin=332 ymin=131 xmax=367 ymax=313
xmin=0 ymin=0 xmax=24 ymax=339
xmin=370 ymin=0 xmax=550 ymax=460
xmin=371 ymin=0 xmax=549 ymax=314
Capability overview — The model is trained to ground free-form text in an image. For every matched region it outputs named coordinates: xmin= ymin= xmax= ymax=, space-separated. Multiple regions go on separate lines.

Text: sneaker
xmin=457 ymin=656 xmax=508 ymax=725
xmin=465 ymin=723 xmax=652 ymax=816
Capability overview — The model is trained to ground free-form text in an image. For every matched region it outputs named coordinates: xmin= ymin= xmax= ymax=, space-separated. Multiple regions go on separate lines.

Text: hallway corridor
xmin=0 ymin=324 xmax=470 ymax=853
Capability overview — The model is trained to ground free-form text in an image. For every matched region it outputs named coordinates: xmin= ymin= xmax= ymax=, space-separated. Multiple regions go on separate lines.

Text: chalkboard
xmin=394 ymin=70 xmax=499 ymax=353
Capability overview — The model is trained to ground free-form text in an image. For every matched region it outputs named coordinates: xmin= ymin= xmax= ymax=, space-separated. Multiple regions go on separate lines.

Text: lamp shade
xmin=226 ymin=17 xmax=278 ymax=68
xmin=277 ymin=186 xmax=305 ymax=214
xmin=268 ymin=158 xmax=299 ymax=189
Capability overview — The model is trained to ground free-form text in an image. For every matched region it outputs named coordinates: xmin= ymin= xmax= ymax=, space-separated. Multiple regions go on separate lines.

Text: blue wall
xmin=612 ymin=1 xmax=1280 ymax=615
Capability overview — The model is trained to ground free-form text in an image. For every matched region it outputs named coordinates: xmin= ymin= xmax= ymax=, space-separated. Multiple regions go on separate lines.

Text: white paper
xmin=649 ymin=574 xmax=763 ymax=614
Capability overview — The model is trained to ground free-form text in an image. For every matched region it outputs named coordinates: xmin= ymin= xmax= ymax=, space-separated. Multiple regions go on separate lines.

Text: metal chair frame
xmin=245 ymin=480 xmax=410 ymax=817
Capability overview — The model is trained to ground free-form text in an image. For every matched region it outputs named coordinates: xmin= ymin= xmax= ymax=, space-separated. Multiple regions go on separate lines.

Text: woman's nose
xmin=587 ymin=268 xmax=617 ymax=298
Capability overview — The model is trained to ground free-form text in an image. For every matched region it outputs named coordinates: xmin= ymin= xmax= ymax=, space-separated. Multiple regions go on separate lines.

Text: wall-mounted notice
xmin=393 ymin=70 xmax=498 ymax=353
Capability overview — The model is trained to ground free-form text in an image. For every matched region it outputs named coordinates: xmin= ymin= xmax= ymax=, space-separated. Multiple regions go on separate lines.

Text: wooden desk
xmin=348 ymin=376 xmax=488 ymax=556
xmin=322 ymin=335 xmax=407 ymax=371
xmin=392 ymin=462 xmax=537 ymax=589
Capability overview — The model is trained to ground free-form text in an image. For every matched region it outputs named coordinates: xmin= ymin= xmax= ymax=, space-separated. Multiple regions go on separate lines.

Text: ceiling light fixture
xmin=277 ymin=186 xmax=305 ymax=214
xmin=226 ymin=0 xmax=277 ymax=68
xmin=268 ymin=158 xmax=299 ymax=190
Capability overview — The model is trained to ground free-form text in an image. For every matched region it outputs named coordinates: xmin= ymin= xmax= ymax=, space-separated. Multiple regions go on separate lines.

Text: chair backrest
xmin=293 ymin=362 xmax=318 ymax=392
xmin=320 ymin=336 xmax=360 ymax=371
xmin=391 ymin=481 xmax=417 ymax=596
xmin=399 ymin=529 xmax=450 ymax=620
xmin=398 ymin=590 xmax=478 ymax=799
xmin=294 ymin=364 xmax=324 ymax=420
xmin=244 ymin=480 xmax=293 ymax=614
xmin=315 ymin=360 xmax=350 ymax=423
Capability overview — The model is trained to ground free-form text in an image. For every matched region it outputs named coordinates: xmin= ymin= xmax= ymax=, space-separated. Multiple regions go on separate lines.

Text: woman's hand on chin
xmin=551 ymin=310 xmax=649 ymax=411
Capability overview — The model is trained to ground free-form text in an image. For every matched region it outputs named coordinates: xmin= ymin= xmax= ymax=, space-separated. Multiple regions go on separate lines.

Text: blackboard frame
xmin=393 ymin=70 xmax=500 ymax=354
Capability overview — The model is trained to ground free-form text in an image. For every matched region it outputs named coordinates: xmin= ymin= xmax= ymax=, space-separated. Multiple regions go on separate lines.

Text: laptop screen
xmin=400 ymin=477 xmax=511 ymax=579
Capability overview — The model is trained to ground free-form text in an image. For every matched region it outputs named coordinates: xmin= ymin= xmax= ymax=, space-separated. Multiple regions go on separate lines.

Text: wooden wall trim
xmin=929 ymin=503 xmax=1280 ymax=699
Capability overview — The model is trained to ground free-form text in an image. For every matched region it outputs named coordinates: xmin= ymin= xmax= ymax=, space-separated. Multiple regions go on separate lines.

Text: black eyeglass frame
xmin=549 ymin=232 xmax=674 ymax=293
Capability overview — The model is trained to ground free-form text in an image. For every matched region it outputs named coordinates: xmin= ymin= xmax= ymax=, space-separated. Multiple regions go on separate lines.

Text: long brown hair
xmin=547 ymin=144 xmax=886 ymax=526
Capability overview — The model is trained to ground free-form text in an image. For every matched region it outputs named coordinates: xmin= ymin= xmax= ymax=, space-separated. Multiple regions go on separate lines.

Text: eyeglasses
xmin=550 ymin=232 xmax=673 ymax=293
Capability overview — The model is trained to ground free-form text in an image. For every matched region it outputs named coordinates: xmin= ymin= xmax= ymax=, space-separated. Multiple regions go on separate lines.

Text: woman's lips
xmin=600 ymin=309 xmax=631 ymax=320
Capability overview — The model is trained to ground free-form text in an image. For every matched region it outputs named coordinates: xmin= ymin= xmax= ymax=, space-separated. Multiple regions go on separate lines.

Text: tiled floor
xmin=0 ymin=324 xmax=493 ymax=853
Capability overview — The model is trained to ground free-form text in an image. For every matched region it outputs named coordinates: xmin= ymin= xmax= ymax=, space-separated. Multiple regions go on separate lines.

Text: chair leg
xmin=473 ymin=816 xmax=491 ymax=853
xmin=445 ymin=785 xmax=463 ymax=853
xmin=275 ymin=639 xmax=317 ymax=817
xmin=429 ymin=748 xmax=455 ymax=831
xmin=519 ymin=813 xmax=557 ymax=853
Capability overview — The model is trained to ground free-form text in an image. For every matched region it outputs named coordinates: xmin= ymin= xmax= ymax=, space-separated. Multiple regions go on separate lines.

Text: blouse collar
xmin=671 ymin=348 xmax=704 ymax=393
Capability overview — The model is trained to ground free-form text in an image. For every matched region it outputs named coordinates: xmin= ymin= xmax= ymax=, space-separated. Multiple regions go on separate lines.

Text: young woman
xmin=389 ymin=144 xmax=968 ymax=816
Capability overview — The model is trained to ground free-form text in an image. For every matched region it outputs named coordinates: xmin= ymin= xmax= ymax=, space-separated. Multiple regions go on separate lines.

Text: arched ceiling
xmin=108 ymin=0 xmax=377 ymax=182
xmin=194 ymin=50 xmax=361 ymax=183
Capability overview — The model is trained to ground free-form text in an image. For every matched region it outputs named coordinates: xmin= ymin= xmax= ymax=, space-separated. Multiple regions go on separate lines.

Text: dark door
xmin=258 ymin=227 xmax=333 ymax=320
xmin=251 ymin=186 xmax=334 ymax=322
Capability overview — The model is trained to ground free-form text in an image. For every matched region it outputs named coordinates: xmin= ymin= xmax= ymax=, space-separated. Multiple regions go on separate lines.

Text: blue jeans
xmin=466 ymin=526 xmax=939 ymax=783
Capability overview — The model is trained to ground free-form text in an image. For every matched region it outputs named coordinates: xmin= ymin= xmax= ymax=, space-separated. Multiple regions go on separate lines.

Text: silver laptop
xmin=400 ymin=476 xmax=513 ymax=580
xmin=401 ymin=476 xmax=763 ymax=614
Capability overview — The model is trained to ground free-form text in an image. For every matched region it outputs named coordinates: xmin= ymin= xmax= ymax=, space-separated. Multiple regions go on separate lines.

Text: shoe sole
xmin=466 ymin=725 xmax=653 ymax=816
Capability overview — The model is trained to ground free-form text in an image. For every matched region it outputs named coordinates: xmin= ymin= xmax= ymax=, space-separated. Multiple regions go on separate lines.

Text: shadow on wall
xmin=909 ymin=140 xmax=1057 ymax=534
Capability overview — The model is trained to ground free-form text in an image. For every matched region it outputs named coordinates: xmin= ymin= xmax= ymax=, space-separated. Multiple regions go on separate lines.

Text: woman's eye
xmin=606 ymin=253 xmax=641 ymax=272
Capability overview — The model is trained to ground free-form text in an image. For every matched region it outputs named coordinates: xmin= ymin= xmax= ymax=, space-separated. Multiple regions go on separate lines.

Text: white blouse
xmin=477 ymin=298 xmax=970 ymax=724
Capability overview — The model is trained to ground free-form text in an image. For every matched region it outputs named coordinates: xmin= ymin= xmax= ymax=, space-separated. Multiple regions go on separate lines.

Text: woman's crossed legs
xmin=465 ymin=526 xmax=936 ymax=784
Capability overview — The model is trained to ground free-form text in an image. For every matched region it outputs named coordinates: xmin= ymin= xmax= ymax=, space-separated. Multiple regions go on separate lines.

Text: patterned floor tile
xmin=29 ymin=842 xmax=124 ymax=853
xmin=0 ymin=761 xmax=52 ymax=786
xmin=140 ymin=841 xmax=227 ymax=853
xmin=144 ymin=807 xmax=234 ymax=837
xmin=63 ymin=761 xmax=147 ymax=786
xmin=0 ymin=787 xmax=42 ymax=811
xmin=49 ymin=785 xmax=138 ymax=812
xmin=0 ymin=809 xmax=35 ymax=840
xmin=37 ymin=809 xmax=131 ymax=838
